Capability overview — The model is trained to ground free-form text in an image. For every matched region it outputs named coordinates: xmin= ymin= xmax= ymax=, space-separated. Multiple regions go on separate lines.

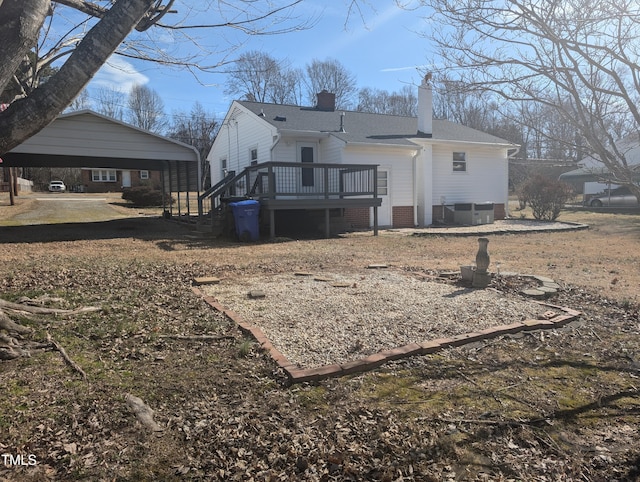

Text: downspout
xmin=412 ymin=149 xmax=420 ymax=227
xmin=507 ymin=146 xmax=521 ymax=219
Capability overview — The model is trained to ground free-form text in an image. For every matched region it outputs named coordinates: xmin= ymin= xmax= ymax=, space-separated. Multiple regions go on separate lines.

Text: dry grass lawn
xmin=0 ymin=193 xmax=639 ymax=480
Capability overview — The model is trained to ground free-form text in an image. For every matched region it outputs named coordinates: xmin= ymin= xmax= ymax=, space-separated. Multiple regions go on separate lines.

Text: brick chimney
xmin=316 ymin=90 xmax=336 ymax=111
xmin=417 ymin=74 xmax=433 ymax=136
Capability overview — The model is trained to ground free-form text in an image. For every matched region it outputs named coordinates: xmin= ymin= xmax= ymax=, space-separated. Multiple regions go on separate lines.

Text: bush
xmin=517 ymin=175 xmax=573 ymax=221
xmin=121 ymin=187 xmax=172 ymax=207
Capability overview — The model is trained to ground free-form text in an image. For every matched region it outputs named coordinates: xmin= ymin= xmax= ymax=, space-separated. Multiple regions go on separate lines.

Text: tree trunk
xmin=0 ymin=0 xmax=155 ymax=156
xmin=0 ymin=0 xmax=50 ymax=98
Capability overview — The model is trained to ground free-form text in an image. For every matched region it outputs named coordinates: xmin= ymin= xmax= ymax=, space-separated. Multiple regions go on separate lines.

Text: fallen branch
xmin=125 ymin=394 xmax=164 ymax=434
xmin=157 ymin=334 xmax=235 ymax=341
xmin=439 ymin=417 xmax=551 ymax=428
xmin=46 ymin=332 xmax=87 ymax=381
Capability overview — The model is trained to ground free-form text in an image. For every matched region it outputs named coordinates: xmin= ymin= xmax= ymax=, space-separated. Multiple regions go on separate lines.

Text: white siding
xmin=12 ymin=112 xmax=197 ymax=161
xmin=208 ymin=104 xmax=276 ymax=185
xmin=431 ymin=144 xmax=509 ymax=206
xmin=320 ymin=136 xmax=344 ymax=163
xmin=342 ymin=145 xmax=416 ymax=206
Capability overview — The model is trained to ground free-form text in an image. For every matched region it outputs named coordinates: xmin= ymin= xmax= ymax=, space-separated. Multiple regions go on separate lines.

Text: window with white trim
xmin=140 ymin=170 xmax=149 ymax=180
xmin=221 ymin=158 xmax=227 ymax=178
xmin=92 ymin=169 xmax=117 ymax=182
xmin=453 ymin=152 xmax=467 ymax=172
xmin=250 ymin=147 xmax=258 ymax=165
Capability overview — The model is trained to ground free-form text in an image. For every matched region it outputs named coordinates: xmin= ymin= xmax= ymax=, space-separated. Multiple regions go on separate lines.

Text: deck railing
xmin=246 ymin=161 xmax=378 ymax=199
xmin=198 ymin=161 xmax=378 ymax=221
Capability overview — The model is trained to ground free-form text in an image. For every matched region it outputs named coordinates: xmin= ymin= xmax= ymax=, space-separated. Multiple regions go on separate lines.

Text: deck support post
xmin=269 ymin=209 xmax=276 ymax=239
xmin=373 ymin=206 xmax=379 ymax=236
xmin=325 ymin=208 xmax=330 ymax=238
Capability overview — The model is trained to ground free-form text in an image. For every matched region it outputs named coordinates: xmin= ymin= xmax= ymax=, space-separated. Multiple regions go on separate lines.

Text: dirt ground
xmin=0 ymin=194 xmax=639 ymax=480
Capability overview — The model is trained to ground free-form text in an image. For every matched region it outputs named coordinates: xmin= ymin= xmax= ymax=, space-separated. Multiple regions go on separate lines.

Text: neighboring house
xmin=559 ymin=138 xmax=640 ymax=202
xmin=207 ymin=78 xmax=517 ymax=232
xmin=80 ymin=167 xmax=162 ymax=193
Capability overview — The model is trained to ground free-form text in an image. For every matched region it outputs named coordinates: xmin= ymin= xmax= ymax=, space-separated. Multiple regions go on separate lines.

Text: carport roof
xmin=2 ymin=110 xmax=200 ymax=191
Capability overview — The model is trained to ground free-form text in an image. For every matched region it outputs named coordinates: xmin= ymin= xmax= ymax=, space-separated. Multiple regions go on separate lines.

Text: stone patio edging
xmin=192 ymin=282 xmax=582 ymax=385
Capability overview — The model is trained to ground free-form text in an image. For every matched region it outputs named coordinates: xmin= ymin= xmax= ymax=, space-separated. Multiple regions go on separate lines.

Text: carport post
xmin=185 ymin=161 xmax=191 ymax=218
xmin=168 ymin=164 xmax=173 ymax=217
xmin=161 ymin=169 xmax=167 ymax=213
xmin=177 ymin=164 xmax=183 ymax=218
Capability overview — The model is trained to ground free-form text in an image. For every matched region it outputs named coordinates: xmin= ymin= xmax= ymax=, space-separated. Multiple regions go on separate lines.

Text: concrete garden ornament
xmin=472 ymin=237 xmax=491 ymax=288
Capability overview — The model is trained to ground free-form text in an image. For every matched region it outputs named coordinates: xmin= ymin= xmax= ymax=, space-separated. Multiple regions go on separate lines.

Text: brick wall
xmin=81 ymin=170 xmax=162 ymax=193
xmin=392 ymin=206 xmax=414 ymax=228
xmin=343 ymin=207 xmax=370 ymax=229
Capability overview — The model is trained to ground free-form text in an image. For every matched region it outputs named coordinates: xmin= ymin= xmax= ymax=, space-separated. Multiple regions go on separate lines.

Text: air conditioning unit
xmin=453 ymin=202 xmax=494 ymax=225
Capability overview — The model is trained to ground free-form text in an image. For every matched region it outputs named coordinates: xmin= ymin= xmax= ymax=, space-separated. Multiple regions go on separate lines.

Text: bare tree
xmin=304 ymin=58 xmax=357 ymax=109
xmin=168 ymin=101 xmax=218 ymax=188
xmin=66 ymin=88 xmax=92 ymax=112
xmin=127 ymin=84 xmax=166 ymax=132
xmin=417 ymin=0 xmax=640 ymax=197
xmin=225 ymin=51 xmax=303 ymax=104
xmin=357 ymin=85 xmax=417 ymax=116
xmin=95 ymin=87 xmax=124 ymax=120
xmin=0 ymin=0 xmax=314 ymax=155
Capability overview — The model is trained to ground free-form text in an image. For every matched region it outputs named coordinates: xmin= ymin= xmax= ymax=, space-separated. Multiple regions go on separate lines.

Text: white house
xmin=559 ymin=137 xmax=640 ymax=199
xmin=207 ymin=78 xmax=517 ymax=233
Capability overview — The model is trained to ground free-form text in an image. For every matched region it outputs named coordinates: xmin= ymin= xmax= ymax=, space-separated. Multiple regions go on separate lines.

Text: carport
xmin=2 ymin=110 xmax=201 ymax=219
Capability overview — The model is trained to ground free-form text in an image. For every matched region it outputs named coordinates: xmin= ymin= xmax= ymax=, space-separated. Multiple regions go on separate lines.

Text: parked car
xmin=48 ymin=180 xmax=66 ymax=192
xmin=589 ymin=186 xmax=638 ymax=207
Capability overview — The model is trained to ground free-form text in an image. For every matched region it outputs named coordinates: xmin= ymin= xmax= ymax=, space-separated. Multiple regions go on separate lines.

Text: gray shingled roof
xmin=238 ymin=100 xmax=514 ymax=147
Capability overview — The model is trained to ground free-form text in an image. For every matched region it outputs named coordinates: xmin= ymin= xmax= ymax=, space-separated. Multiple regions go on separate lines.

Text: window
xmin=140 ymin=170 xmax=149 ymax=180
xmin=377 ymin=171 xmax=388 ymax=195
xmin=301 ymin=146 xmax=314 ymax=187
xmin=91 ymin=169 xmax=117 ymax=182
xmin=453 ymin=152 xmax=467 ymax=172
xmin=250 ymin=147 xmax=258 ymax=166
xmin=221 ymin=158 xmax=227 ymax=177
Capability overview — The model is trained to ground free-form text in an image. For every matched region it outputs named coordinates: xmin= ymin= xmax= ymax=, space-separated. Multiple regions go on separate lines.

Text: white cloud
xmin=381 ymin=65 xmax=427 ymax=73
xmin=89 ymin=56 xmax=149 ymax=93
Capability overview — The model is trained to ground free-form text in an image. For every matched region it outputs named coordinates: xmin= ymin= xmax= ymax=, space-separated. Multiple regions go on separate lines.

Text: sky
xmin=83 ymin=0 xmax=432 ymax=121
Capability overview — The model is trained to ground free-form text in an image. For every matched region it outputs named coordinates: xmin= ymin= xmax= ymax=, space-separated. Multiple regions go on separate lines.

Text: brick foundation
xmin=343 ymin=207 xmax=370 ymax=229
xmin=392 ymin=206 xmax=414 ymax=228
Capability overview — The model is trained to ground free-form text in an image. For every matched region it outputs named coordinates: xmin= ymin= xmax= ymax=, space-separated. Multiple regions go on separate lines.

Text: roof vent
xmin=274 ymin=116 xmax=287 ymax=122
xmin=258 ymin=109 xmax=265 ymax=117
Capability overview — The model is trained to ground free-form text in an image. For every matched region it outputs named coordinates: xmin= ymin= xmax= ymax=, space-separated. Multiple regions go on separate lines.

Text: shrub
xmin=517 ymin=175 xmax=573 ymax=221
xmin=122 ymin=187 xmax=172 ymax=207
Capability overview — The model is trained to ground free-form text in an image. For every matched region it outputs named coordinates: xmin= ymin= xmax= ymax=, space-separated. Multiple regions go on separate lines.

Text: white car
xmin=48 ymin=181 xmax=66 ymax=192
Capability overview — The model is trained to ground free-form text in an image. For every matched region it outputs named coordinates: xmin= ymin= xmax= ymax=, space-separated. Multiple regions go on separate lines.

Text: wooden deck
xmin=198 ymin=161 xmax=382 ymax=238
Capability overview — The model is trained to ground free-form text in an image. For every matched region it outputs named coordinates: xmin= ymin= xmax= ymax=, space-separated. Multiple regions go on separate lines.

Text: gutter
xmin=270 ymin=131 xmax=281 ymax=159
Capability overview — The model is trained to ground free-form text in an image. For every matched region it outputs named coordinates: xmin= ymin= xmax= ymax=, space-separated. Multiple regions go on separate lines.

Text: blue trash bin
xmin=228 ymin=200 xmax=260 ymax=241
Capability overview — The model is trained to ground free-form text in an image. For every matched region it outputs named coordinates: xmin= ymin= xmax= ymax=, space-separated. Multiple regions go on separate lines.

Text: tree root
xmin=1 ymin=297 xmax=101 ymax=372
xmin=0 ymin=310 xmax=32 ymax=335
xmin=0 ymin=297 xmax=101 ymax=316
xmin=47 ymin=332 xmax=87 ymax=381
xmin=125 ymin=393 xmax=164 ymax=434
